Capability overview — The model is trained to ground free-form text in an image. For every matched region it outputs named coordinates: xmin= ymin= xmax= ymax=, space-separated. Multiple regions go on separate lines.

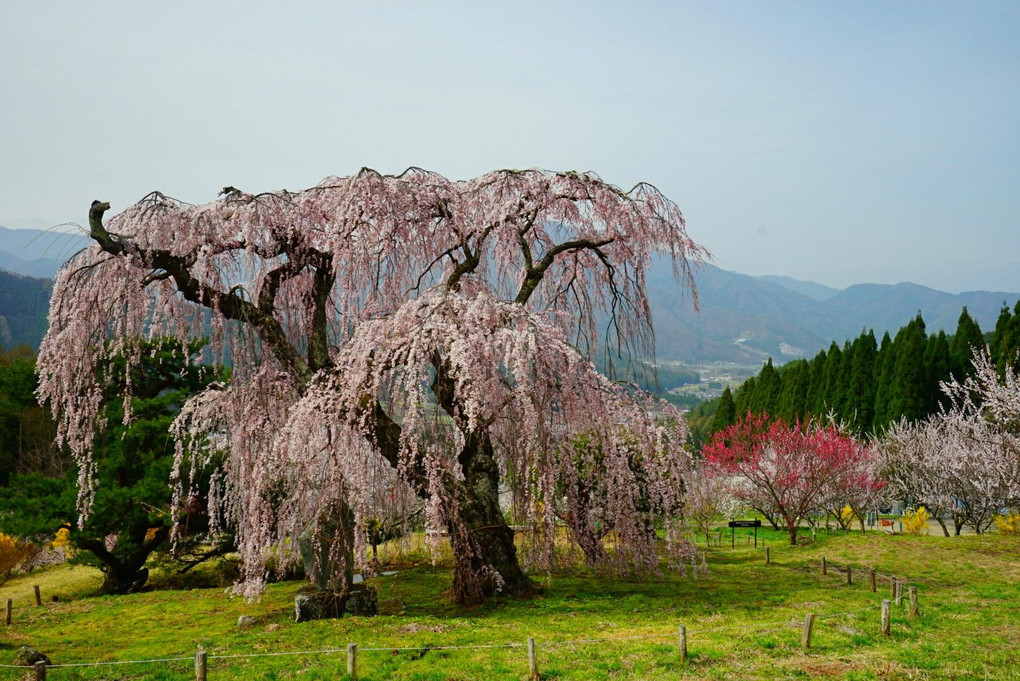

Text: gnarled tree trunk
xmin=445 ymin=432 xmax=531 ymax=604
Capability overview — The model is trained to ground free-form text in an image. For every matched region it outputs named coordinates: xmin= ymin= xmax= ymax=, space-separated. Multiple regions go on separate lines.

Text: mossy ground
xmin=1 ymin=528 xmax=1018 ymax=679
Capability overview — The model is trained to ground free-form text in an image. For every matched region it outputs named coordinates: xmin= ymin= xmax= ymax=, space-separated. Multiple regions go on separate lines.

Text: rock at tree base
xmin=15 ymin=646 xmax=51 ymax=666
xmin=237 ymin=615 xmax=258 ymax=627
xmin=294 ymin=585 xmax=377 ymax=622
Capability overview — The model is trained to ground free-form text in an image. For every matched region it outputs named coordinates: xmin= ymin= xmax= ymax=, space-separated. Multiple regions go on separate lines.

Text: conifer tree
xmin=949 ymin=307 xmax=984 ymax=382
xmin=888 ymin=314 xmax=928 ymax=423
xmin=872 ymin=332 xmax=896 ymax=433
xmin=844 ymin=330 xmax=878 ymax=435
xmin=815 ymin=342 xmax=844 ymax=416
xmin=989 ymin=304 xmax=1013 ymax=373
xmin=924 ymin=331 xmax=952 ymax=414
xmin=776 ymin=359 xmax=810 ymax=423
xmin=805 ymin=351 xmax=827 ymax=421
xmin=710 ymin=386 xmax=737 ymax=434
xmin=753 ymin=359 xmax=781 ymax=415
xmin=734 ymin=376 xmax=756 ymax=417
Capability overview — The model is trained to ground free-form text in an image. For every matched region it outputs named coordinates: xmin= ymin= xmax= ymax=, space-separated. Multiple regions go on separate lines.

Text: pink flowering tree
xmin=820 ymin=436 xmax=886 ymax=533
xmin=704 ymin=413 xmax=876 ymax=545
xmin=38 ymin=168 xmax=707 ymax=604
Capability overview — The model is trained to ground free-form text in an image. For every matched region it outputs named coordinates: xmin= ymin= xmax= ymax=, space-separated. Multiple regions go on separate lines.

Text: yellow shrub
xmin=0 ymin=532 xmax=36 ymax=584
xmin=901 ymin=506 xmax=930 ymax=535
xmin=52 ymin=527 xmax=72 ymax=550
xmin=839 ymin=505 xmax=856 ymax=528
xmin=993 ymin=512 xmax=1020 ymax=535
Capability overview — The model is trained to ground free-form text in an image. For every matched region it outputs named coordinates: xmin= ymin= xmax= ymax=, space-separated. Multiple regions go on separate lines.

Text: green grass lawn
xmin=1 ymin=528 xmax=1019 ymax=679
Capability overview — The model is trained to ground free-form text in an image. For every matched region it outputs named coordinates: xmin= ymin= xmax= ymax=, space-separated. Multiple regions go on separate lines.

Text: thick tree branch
xmin=514 ymin=237 xmax=615 ymax=305
xmin=89 ymin=201 xmax=312 ymax=382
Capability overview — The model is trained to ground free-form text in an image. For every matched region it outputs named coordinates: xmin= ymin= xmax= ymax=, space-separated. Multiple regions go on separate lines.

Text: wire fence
xmin=1 ymin=552 xmax=922 ymax=679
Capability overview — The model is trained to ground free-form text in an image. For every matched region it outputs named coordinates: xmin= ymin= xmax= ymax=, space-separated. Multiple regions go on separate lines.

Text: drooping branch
xmin=89 ymin=200 xmax=312 ymax=381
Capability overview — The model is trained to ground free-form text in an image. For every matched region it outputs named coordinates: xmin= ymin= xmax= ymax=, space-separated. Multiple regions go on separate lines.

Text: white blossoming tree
xmin=39 ymin=168 xmax=706 ymax=604
xmin=880 ymin=352 xmax=1020 ymax=535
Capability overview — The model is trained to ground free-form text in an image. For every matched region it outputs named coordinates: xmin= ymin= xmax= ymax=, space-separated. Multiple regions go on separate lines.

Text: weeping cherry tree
xmin=38 ymin=168 xmax=707 ymax=604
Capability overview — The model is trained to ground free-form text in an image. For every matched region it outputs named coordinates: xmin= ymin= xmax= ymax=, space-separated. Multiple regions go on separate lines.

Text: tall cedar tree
xmin=949 ymin=307 xmax=984 ymax=382
xmin=710 ymin=386 xmax=737 ymax=433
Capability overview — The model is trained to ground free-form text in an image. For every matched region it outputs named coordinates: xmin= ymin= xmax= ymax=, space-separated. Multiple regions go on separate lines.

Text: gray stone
xmin=294 ymin=584 xmax=377 ymax=622
xmin=237 ymin=615 xmax=258 ymax=627
xmin=14 ymin=646 xmax=51 ymax=667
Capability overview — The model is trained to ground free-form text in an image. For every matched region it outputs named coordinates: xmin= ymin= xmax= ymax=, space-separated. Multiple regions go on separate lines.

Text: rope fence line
xmin=0 ymin=598 xmax=906 ymax=678
xmin=2 ymin=549 xmax=924 ymax=678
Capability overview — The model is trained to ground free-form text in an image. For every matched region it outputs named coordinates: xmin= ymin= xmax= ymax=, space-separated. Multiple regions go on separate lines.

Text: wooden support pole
xmin=347 ymin=643 xmax=358 ymax=680
xmin=528 ymin=637 xmax=539 ymax=680
xmin=869 ymin=567 xmax=876 ymax=593
xmin=801 ymin=613 xmax=815 ymax=650
xmin=881 ymin=599 xmax=891 ymax=636
xmin=765 ymin=547 xmax=770 ymax=566
xmin=845 ymin=566 xmax=852 ymax=586
xmin=5 ymin=598 xmax=11 ymax=625
xmin=678 ymin=625 xmax=687 ymax=663
xmin=33 ymin=586 xmax=41 ymax=607
xmin=821 ymin=557 xmax=827 ymax=575
xmin=194 ymin=649 xmax=207 ymax=681
xmin=34 ymin=661 xmax=46 ymax=681
xmin=909 ymin=586 xmax=919 ymax=618
xmin=890 ymin=577 xmax=897 ymax=598
xmin=895 ymin=581 xmax=904 ymax=607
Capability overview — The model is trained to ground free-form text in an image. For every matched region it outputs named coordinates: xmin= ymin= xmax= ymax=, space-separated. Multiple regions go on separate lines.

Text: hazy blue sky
xmin=2 ymin=2 xmax=1017 ymax=293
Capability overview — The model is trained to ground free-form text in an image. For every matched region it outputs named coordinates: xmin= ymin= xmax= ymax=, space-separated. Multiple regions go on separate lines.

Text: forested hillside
xmin=0 ymin=269 xmax=52 ymax=350
xmin=689 ymin=303 xmax=1020 ymax=443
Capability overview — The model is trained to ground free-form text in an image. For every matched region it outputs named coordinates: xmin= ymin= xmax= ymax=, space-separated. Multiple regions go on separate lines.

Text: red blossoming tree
xmin=704 ymin=413 xmax=876 ymax=545
xmin=38 ymin=168 xmax=707 ymax=604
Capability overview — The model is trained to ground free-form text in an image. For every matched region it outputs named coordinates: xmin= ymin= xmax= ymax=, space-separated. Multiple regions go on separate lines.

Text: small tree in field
xmin=683 ymin=461 xmax=743 ymax=543
xmin=704 ymin=413 xmax=874 ymax=545
xmin=39 ymin=168 xmax=707 ymax=603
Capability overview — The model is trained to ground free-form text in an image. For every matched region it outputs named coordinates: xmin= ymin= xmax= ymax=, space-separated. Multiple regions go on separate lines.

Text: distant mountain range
xmin=1 ymin=226 xmax=1017 ymax=362
xmin=649 ymin=263 xmax=1019 ymax=363
xmin=0 ymin=226 xmax=87 ymax=279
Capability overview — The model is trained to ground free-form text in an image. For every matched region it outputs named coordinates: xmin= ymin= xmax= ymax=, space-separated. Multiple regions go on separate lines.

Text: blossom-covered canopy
xmin=39 ymin=168 xmax=707 ymax=601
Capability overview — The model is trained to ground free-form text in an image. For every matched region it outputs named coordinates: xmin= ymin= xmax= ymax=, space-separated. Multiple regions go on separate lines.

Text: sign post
xmin=728 ymin=520 xmax=762 ymax=547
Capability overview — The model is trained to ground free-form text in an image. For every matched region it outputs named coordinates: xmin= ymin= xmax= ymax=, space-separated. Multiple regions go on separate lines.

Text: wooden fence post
xmin=347 ymin=643 xmax=358 ymax=680
xmin=845 ymin=566 xmax=852 ymax=586
xmin=765 ymin=547 xmax=770 ymax=566
xmin=801 ymin=613 xmax=815 ymax=650
xmin=33 ymin=586 xmax=41 ymax=607
xmin=881 ymin=599 xmax=891 ymax=636
xmin=194 ymin=649 xmax=207 ymax=681
xmin=869 ymin=567 xmax=876 ymax=593
xmin=895 ymin=581 xmax=904 ymax=607
xmin=678 ymin=625 xmax=687 ymax=663
xmin=908 ymin=586 xmax=919 ymax=618
xmin=528 ymin=637 xmax=539 ymax=680
xmin=821 ymin=557 xmax=827 ymax=575
xmin=5 ymin=598 xmax=11 ymax=625
xmin=889 ymin=577 xmax=897 ymax=598
xmin=34 ymin=661 xmax=46 ymax=681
